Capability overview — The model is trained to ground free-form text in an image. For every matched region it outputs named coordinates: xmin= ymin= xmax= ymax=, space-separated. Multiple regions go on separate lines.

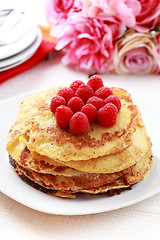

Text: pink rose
xmin=45 ymin=0 xmax=81 ymax=26
xmin=113 ymin=30 xmax=158 ymax=74
xmin=135 ymin=0 xmax=160 ymax=32
xmin=81 ymin=0 xmax=141 ymax=28
xmin=52 ymin=14 xmax=124 ymax=73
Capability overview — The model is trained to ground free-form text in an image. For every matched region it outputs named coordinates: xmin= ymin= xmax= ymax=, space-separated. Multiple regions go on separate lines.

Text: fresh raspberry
xmin=57 ymin=87 xmax=74 ymax=103
xmin=104 ymin=95 xmax=121 ymax=112
xmin=97 ymin=103 xmax=118 ymax=127
xmin=70 ymin=80 xmax=84 ymax=93
xmin=95 ymin=87 xmax=113 ymax=99
xmin=70 ymin=112 xmax=89 ymax=135
xmin=67 ymin=97 xmax=84 ymax=113
xmin=87 ymin=96 xmax=104 ymax=110
xmin=50 ymin=95 xmax=66 ymax=114
xmin=75 ymin=84 xmax=94 ymax=103
xmin=87 ymin=75 xmax=104 ymax=92
xmin=55 ymin=105 xmax=73 ymax=128
xmin=81 ymin=104 xmax=97 ymax=123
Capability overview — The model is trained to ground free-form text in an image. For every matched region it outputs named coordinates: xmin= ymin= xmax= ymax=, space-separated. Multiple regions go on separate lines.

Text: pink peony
xmin=81 ymin=0 xmax=141 ymax=28
xmin=45 ymin=0 xmax=81 ymax=26
xmin=135 ymin=0 xmax=160 ymax=32
xmin=52 ymin=13 xmax=125 ymax=73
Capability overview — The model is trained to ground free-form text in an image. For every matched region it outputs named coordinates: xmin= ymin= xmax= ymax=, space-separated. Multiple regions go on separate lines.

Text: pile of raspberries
xmin=50 ymin=75 xmax=121 ymax=135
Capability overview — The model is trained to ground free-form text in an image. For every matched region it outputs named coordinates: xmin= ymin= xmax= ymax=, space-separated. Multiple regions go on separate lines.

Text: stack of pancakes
xmin=7 ymin=87 xmax=153 ymax=198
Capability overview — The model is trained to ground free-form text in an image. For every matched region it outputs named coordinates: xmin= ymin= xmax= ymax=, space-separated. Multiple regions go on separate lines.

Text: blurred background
xmin=0 ymin=0 xmax=47 ymax=26
xmin=0 ymin=0 xmax=160 ymax=110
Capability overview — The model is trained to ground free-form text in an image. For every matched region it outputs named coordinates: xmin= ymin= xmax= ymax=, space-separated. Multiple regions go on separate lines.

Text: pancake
xmin=7 ymin=124 xmax=150 ymax=175
xmin=7 ymin=130 xmax=151 ymax=193
xmin=7 ymin=87 xmax=140 ymax=161
xmin=9 ymin=148 xmax=153 ymax=196
xmin=81 ymin=155 xmax=154 ymax=195
xmin=8 ymin=138 xmax=152 ymax=191
xmin=56 ymin=124 xmax=150 ymax=173
xmin=9 ymin=158 xmax=122 ymax=191
xmin=7 ymin=85 xmax=154 ymax=198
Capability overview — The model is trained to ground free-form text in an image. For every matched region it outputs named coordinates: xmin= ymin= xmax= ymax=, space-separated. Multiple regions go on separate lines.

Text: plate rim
xmin=0 ymin=16 xmax=39 ymax=60
xmin=0 ymin=26 xmax=42 ymax=71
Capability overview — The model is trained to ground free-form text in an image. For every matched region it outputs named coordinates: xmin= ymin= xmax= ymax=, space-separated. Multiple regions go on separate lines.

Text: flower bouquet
xmin=45 ymin=0 xmax=160 ymax=75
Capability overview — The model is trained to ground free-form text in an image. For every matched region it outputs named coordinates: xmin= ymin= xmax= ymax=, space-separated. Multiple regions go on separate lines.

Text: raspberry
xmin=97 ymin=103 xmax=118 ymax=127
xmin=55 ymin=105 xmax=73 ymax=128
xmin=104 ymin=95 xmax=121 ymax=112
xmin=50 ymin=95 xmax=66 ymax=114
xmin=70 ymin=80 xmax=84 ymax=93
xmin=95 ymin=87 xmax=113 ymax=99
xmin=67 ymin=97 xmax=84 ymax=113
xmin=70 ymin=112 xmax=89 ymax=135
xmin=75 ymin=84 xmax=94 ymax=103
xmin=87 ymin=75 xmax=104 ymax=92
xmin=57 ymin=87 xmax=74 ymax=103
xmin=81 ymin=104 xmax=97 ymax=123
xmin=87 ymin=96 xmax=104 ymax=110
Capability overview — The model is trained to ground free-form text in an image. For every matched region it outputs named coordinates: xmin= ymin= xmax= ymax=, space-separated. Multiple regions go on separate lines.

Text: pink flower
xmin=122 ymin=47 xmax=154 ymax=72
xmin=156 ymin=33 xmax=160 ymax=73
xmin=157 ymin=33 xmax=160 ymax=53
xmin=81 ymin=0 xmax=141 ymax=28
xmin=52 ymin=14 xmax=124 ymax=74
xmin=45 ymin=0 xmax=81 ymax=26
xmin=113 ymin=30 xmax=158 ymax=74
xmin=135 ymin=0 xmax=160 ymax=32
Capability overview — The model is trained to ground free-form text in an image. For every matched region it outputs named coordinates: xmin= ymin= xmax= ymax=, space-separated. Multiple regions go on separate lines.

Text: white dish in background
xmin=0 ymin=92 xmax=160 ymax=215
xmin=0 ymin=27 xmax=42 ymax=72
xmin=0 ymin=23 xmax=38 ymax=60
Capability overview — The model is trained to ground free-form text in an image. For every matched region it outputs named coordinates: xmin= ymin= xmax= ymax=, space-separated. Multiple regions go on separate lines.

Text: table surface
xmin=0 ymin=1 xmax=160 ymax=240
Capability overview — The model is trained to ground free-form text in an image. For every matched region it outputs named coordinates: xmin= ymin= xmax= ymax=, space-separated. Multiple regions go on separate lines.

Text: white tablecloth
xmin=0 ymin=1 xmax=160 ymax=239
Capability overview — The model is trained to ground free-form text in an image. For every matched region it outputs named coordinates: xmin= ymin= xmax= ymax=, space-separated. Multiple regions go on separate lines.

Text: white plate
xmin=0 ymin=93 xmax=160 ymax=215
xmin=0 ymin=22 xmax=37 ymax=60
xmin=0 ymin=27 xmax=42 ymax=72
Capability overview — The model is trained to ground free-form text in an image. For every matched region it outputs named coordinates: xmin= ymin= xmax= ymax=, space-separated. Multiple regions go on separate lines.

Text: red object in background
xmin=0 ymin=26 xmax=56 ymax=84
